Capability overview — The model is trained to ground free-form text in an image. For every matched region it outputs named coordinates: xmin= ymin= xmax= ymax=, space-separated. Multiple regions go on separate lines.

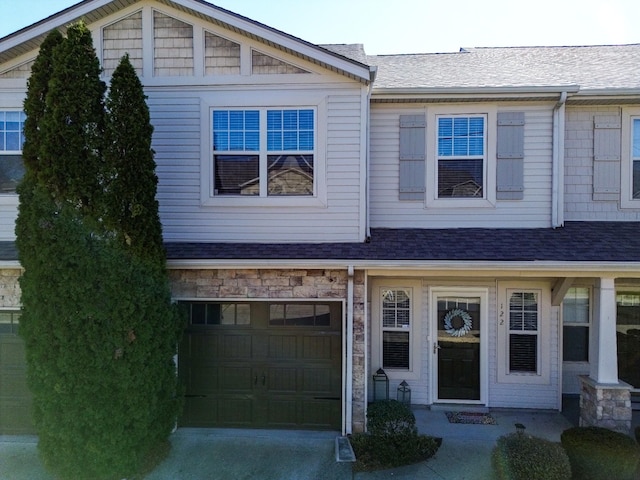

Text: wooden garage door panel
xmin=219 ymin=366 xmax=253 ymax=391
xmin=0 ymin=329 xmax=35 ymax=435
xmin=267 ymin=335 xmax=297 ymax=359
xmin=222 ymin=334 xmax=252 ymax=359
xmin=266 ymin=367 xmax=297 ymax=393
xmin=302 ymin=335 xmax=335 ymax=360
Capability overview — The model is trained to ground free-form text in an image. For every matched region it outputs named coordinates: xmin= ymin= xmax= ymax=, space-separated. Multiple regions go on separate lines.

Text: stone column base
xmin=579 ymin=375 xmax=631 ymax=434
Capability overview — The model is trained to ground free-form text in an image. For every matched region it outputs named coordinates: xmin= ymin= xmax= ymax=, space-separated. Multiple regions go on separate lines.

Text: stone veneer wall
xmin=579 ymin=375 xmax=631 ymax=433
xmin=0 ymin=269 xmax=22 ymax=307
xmin=168 ymin=268 xmax=367 ymax=432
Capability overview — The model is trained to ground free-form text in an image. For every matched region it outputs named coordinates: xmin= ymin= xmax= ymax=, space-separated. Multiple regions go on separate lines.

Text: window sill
xmin=426 ymin=197 xmax=496 ymax=209
xmin=201 ymin=195 xmax=328 ymax=209
xmin=498 ymin=372 xmax=550 ymax=385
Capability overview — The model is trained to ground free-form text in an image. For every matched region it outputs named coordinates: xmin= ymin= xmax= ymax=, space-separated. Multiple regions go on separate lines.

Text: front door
xmin=433 ymin=291 xmax=484 ymax=402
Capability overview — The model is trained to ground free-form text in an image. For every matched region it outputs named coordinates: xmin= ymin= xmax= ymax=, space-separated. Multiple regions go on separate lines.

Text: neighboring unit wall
xmin=369 ymin=103 xmax=554 ymax=229
xmin=564 ymin=105 xmax=640 ymax=220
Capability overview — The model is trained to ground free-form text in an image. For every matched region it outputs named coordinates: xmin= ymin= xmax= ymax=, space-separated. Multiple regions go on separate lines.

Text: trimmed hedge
xmin=492 ymin=433 xmax=571 ymax=480
xmin=561 ymin=426 xmax=640 ymax=480
xmin=349 ymin=401 xmax=440 ymax=472
xmin=366 ymin=400 xmax=418 ymax=437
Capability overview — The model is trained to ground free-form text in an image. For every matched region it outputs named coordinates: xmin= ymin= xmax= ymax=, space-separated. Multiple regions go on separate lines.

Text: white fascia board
xmin=176 ymin=0 xmax=371 ymax=82
xmin=371 ymin=85 xmax=581 ymax=100
xmin=0 ymin=0 xmax=111 ymax=51
xmin=167 ymin=258 xmax=640 ymax=276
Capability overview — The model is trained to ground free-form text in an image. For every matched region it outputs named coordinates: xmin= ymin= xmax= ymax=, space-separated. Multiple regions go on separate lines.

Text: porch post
xmin=590 ymin=277 xmax=618 ymax=383
xmin=580 ymin=277 xmax=631 ymax=433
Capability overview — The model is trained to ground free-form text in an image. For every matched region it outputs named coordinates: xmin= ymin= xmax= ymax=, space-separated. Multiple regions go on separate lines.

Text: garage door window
xmin=0 ymin=311 xmax=20 ymax=334
xmin=183 ymin=302 xmax=250 ymax=326
xmin=269 ymin=303 xmax=331 ymax=326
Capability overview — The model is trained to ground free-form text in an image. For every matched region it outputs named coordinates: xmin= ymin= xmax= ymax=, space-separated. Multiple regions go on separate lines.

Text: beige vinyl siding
xmin=251 ymin=51 xmax=309 ymax=75
xmin=369 ymin=104 xmax=554 ymax=228
xmin=102 ymin=11 xmax=143 ymax=77
xmin=565 ymin=105 xmax=640 ymax=220
xmin=0 ymin=60 xmax=34 ymax=79
xmin=150 ymin=89 xmax=365 ymax=243
xmin=204 ymin=32 xmax=240 ymax=75
xmin=153 ymin=11 xmax=193 ymax=77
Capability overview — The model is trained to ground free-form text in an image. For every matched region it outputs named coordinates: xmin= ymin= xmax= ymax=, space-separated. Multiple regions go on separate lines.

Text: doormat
xmin=445 ymin=411 xmax=496 ymax=425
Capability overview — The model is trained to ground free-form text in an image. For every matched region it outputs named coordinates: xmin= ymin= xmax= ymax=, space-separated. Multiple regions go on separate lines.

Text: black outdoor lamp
xmin=397 ymin=380 xmax=411 ymax=405
xmin=373 ymin=368 xmax=389 ymax=402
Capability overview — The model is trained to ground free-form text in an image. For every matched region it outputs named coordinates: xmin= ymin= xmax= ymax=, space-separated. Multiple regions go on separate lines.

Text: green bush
xmin=350 ymin=431 xmax=440 ymax=472
xmin=561 ymin=426 xmax=640 ymax=480
xmin=492 ymin=433 xmax=571 ymax=480
xmin=349 ymin=401 xmax=440 ymax=472
xmin=366 ymin=400 xmax=417 ymax=437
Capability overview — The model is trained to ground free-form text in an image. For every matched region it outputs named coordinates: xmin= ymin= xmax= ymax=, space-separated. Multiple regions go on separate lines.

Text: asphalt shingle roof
xmin=163 ymin=222 xmax=640 ymax=263
xmin=367 ymin=45 xmax=640 ymax=91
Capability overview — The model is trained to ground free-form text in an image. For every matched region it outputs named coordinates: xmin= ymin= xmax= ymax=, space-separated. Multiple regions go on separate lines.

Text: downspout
xmin=365 ymin=67 xmax=376 ymax=241
xmin=552 ymin=91 xmax=568 ymax=228
xmin=345 ymin=265 xmax=354 ymax=435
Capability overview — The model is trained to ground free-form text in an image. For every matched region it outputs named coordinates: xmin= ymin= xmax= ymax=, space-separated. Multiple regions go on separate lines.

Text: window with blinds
xmin=562 ymin=287 xmax=590 ymax=362
xmin=381 ymin=288 xmax=411 ymax=369
xmin=212 ymin=108 xmax=315 ymax=196
xmin=633 ymin=118 xmax=640 ymax=198
xmin=0 ymin=110 xmax=25 ymax=193
xmin=437 ymin=115 xmax=485 ymax=198
xmin=508 ymin=291 xmax=539 ymax=373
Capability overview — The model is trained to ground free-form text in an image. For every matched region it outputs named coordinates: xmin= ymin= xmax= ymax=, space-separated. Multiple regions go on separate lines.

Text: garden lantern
xmin=397 ymin=380 xmax=411 ymax=405
xmin=372 ymin=368 xmax=389 ymax=401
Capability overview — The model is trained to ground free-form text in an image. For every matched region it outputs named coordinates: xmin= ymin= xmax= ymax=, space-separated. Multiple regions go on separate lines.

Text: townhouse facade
xmin=1 ymin=0 xmax=640 ymax=435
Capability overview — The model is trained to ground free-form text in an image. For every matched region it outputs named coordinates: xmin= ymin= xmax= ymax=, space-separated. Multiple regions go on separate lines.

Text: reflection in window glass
xmin=269 ymin=303 xmax=331 ymax=326
xmin=183 ymin=302 xmax=251 ymax=326
xmin=617 ymin=292 xmax=640 ymax=387
xmin=563 ymin=287 xmax=590 ymax=362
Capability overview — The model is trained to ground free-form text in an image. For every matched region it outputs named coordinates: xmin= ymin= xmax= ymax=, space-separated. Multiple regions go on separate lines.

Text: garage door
xmin=178 ymin=301 xmax=342 ymax=430
xmin=0 ymin=311 xmax=34 ymax=435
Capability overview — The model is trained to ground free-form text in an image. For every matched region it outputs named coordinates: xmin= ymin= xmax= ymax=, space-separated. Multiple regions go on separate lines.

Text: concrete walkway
xmin=0 ymin=407 xmax=581 ymax=480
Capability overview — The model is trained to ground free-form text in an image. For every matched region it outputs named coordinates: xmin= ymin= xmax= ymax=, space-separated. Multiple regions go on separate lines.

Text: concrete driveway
xmin=1 ymin=407 xmax=580 ymax=480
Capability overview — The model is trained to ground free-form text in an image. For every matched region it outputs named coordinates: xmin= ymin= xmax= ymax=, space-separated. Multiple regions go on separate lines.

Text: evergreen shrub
xmin=561 ymin=426 xmax=640 ymax=480
xmin=349 ymin=401 xmax=440 ymax=472
xmin=492 ymin=433 xmax=571 ymax=480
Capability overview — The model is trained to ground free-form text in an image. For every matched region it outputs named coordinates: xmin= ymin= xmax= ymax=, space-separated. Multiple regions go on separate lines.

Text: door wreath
xmin=443 ymin=308 xmax=472 ymax=337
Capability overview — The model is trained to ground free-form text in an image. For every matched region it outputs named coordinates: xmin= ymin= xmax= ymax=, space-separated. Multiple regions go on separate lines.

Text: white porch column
xmin=590 ymin=277 xmax=618 ymax=384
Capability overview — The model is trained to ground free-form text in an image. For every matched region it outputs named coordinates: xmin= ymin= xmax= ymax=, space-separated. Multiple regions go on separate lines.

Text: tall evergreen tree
xmin=16 ymin=24 xmax=182 ymax=480
xmin=39 ymin=22 xmax=105 ymax=211
xmin=104 ymin=54 xmax=164 ymax=265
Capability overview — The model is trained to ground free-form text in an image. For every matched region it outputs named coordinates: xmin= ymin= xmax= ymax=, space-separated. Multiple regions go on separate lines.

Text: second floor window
xmin=632 ymin=118 xmax=640 ymax=198
xmin=212 ymin=108 xmax=315 ymax=197
xmin=437 ymin=115 xmax=485 ymax=198
xmin=0 ymin=110 xmax=26 ymax=194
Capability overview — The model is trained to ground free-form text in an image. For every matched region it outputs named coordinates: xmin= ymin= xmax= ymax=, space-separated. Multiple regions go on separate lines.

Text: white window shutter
xmin=593 ymin=114 xmax=621 ymax=201
xmin=399 ymin=115 xmax=426 ymax=201
xmin=496 ymin=112 xmax=525 ymax=200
